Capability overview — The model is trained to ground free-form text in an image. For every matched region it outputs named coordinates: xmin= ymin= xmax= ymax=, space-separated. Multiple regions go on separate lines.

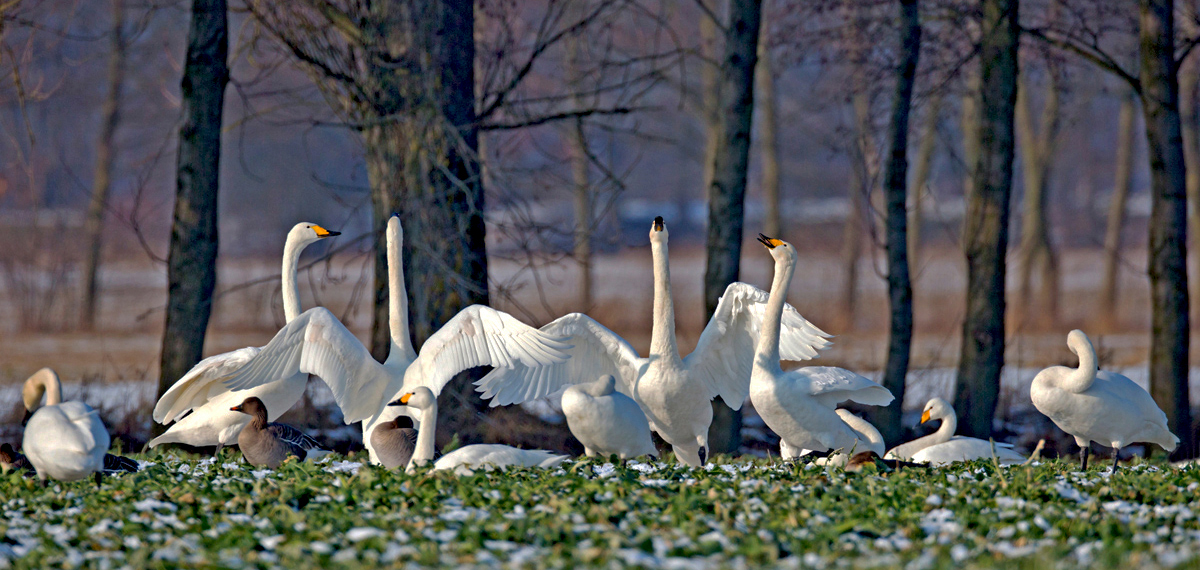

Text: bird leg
xmin=213 ymin=444 xmax=223 ymax=459
xmin=41 ymin=478 xmax=48 ymax=489
xmin=94 ymin=472 xmax=102 ymax=488
xmin=1079 ymin=446 xmax=1090 ymax=471
xmin=1111 ymin=448 xmax=1120 ymax=474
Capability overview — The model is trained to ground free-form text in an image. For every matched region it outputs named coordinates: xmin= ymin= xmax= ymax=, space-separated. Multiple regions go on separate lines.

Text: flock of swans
xmin=2 ymin=216 xmax=1182 ymax=485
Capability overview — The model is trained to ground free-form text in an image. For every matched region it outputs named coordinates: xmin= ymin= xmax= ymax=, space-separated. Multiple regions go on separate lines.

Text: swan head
xmin=22 ymin=367 xmax=60 ymax=414
xmin=920 ymin=397 xmax=953 ymax=424
xmin=649 ymin=216 xmax=668 ymax=244
xmin=230 ymin=396 xmax=269 ymax=419
xmin=1066 ymin=329 xmax=1092 ymax=357
xmin=757 ymin=233 xmax=797 ymax=265
xmin=388 ymin=386 xmax=437 ymax=411
xmin=289 ymin=222 xmax=341 ymax=247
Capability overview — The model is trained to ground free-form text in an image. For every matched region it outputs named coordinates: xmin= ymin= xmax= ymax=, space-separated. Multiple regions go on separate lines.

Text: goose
xmin=229 ymin=396 xmax=326 ymax=468
xmin=19 ymin=368 xmax=115 ymax=485
xmin=389 ymin=386 xmax=567 ymax=473
xmin=224 ymin=215 xmax=573 ymax=465
xmin=782 ymin=407 xmax=885 ymax=466
xmin=371 ymin=416 xmax=418 ymax=470
xmin=0 ymin=443 xmax=32 ymax=474
xmin=885 ymin=398 xmax=1025 ymax=465
xmin=149 ymin=222 xmax=340 ymax=452
xmin=750 ymin=234 xmax=894 ymax=459
xmin=475 ymin=217 xmax=831 ymax=466
xmin=561 ymin=375 xmax=657 ymax=460
xmin=1031 ymin=329 xmax=1178 ymax=472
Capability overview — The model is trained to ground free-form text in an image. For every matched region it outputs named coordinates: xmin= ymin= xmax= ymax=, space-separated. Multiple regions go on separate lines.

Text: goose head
xmin=388 ymin=386 xmax=437 ymax=411
xmin=920 ymin=397 xmax=953 ymax=425
xmin=288 ymin=222 xmax=341 ymax=248
xmin=649 ymin=216 xmax=668 ymax=244
xmin=757 ymin=233 xmax=797 ymax=266
xmin=230 ymin=396 xmax=270 ymax=420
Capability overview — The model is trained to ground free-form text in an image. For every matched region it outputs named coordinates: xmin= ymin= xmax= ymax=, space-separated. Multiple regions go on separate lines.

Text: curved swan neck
xmin=25 ymin=368 xmax=62 ymax=409
xmin=933 ymin=412 xmax=956 ymax=444
xmin=1063 ymin=333 xmax=1098 ymax=393
xmin=407 ymin=405 xmax=438 ymax=473
xmin=648 ymin=238 xmax=681 ymax=364
xmin=386 ymin=221 xmax=416 ymax=363
xmin=756 ymin=255 xmax=795 ymax=366
xmin=281 ymin=232 xmax=305 ymax=322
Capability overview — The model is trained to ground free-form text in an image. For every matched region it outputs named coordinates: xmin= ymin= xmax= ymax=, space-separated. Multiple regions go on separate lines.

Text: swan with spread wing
xmin=225 ymin=215 xmax=572 ymax=465
xmin=475 ymin=217 xmax=831 ymax=466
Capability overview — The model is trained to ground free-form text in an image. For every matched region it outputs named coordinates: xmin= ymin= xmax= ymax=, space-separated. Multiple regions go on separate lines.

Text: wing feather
xmin=153 ymin=347 xmax=261 ymax=424
xmin=787 ymin=366 xmax=894 ymax=408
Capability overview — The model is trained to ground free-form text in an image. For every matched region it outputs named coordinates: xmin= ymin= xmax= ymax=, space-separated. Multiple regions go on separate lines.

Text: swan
xmin=149 ymin=222 xmax=340 ymax=452
xmin=389 ymin=387 xmax=567 ymax=473
xmin=1031 ymin=329 xmax=1178 ymax=472
xmin=19 ymin=368 xmax=112 ymax=486
xmin=885 ymin=398 xmax=1025 ymax=465
xmin=230 ymin=396 xmax=327 ymax=468
xmin=750 ymin=234 xmax=894 ymax=459
xmin=475 ymin=217 xmax=831 ymax=466
xmin=561 ymin=375 xmax=657 ymax=460
xmin=225 ymin=215 xmax=573 ymax=465
xmin=782 ymin=407 xmax=885 ymax=466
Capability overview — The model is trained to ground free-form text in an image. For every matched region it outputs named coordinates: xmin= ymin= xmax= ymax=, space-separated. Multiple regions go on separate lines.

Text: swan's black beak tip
xmin=757 ymin=233 xmax=775 ymax=249
xmin=20 ymin=409 xmax=32 ymax=427
xmin=652 ymin=216 xmax=664 ymax=231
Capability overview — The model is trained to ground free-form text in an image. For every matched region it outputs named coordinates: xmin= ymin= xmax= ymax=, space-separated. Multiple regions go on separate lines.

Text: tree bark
xmin=839 ymin=90 xmax=876 ymax=327
xmin=1139 ymin=0 xmax=1192 ymax=458
xmin=1099 ymin=91 xmax=1137 ymax=326
xmin=157 ymin=0 xmax=228 ymax=406
xmin=704 ymin=0 xmax=761 ymax=456
xmin=700 ymin=7 xmax=722 ymax=196
xmin=1015 ymin=70 xmax=1061 ymax=326
xmin=1181 ymin=47 xmax=1200 ymax=325
xmin=909 ymin=93 xmax=941 ymax=265
xmin=568 ymin=26 xmax=592 ymax=312
xmin=756 ymin=9 xmax=781 ymax=238
xmin=870 ymin=0 xmax=921 ymax=446
xmin=953 ymin=0 xmax=1018 ymax=440
xmin=961 ymin=71 xmax=981 ymax=200
xmin=80 ymin=0 xmax=127 ymax=331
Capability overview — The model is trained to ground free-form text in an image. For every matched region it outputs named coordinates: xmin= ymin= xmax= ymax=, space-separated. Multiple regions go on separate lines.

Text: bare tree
xmin=1099 ymin=90 xmax=1137 ymax=327
xmin=757 ymin=10 xmax=781 ymax=238
xmin=80 ymin=0 xmax=128 ymax=331
xmin=1014 ymin=64 xmax=1062 ymax=326
xmin=953 ymin=0 xmax=1018 ymax=439
xmin=704 ymin=0 xmax=762 ymax=456
xmin=908 ymin=92 xmax=940 ymax=265
xmin=157 ymin=0 xmax=229 ymax=406
xmin=566 ymin=18 xmax=593 ymax=312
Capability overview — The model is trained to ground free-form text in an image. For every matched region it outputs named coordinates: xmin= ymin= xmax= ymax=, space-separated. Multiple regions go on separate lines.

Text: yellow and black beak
xmin=387 ymin=393 xmax=414 ymax=407
xmin=312 ymin=225 xmax=341 ymax=238
xmin=230 ymin=404 xmax=244 ymax=413
xmin=920 ymin=409 xmax=931 ymax=424
xmin=20 ymin=409 xmax=32 ymax=427
xmin=653 ymin=216 xmax=664 ymax=231
xmin=757 ymin=233 xmax=783 ymax=249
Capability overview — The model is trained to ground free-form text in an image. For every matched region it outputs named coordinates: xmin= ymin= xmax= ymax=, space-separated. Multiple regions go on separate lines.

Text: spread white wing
xmin=788 ymin=366 xmax=894 ymax=409
xmin=153 ymin=347 xmax=261 ymax=424
xmin=475 ymin=313 xmax=647 ymax=407
xmin=683 ymin=282 xmax=832 ymax=408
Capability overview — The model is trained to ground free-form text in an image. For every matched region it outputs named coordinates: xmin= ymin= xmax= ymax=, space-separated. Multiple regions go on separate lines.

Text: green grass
xmin=3 ymin=452 xmax=1200 ymax=569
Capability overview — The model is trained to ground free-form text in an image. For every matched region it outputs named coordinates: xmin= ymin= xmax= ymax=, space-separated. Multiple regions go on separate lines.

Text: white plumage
xmin=476 ymin=218 xmax=830 ymax=466
xmin=149 ymin=222 xmax=340 ymax=450
xmin=783 ymin=409 xmax=885 ymax=467
xmin=20 ymin=369 xmax=110 ymax=484
xmin=561 ymin=375 xmax=657 ymax=460
xmin=887 ymin=398 xmax=1025 ymax=465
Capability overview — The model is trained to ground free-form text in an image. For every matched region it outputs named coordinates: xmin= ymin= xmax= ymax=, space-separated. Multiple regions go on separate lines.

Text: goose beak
xmin=312 ymin=225 xmax=341 ymax=238
xmin=757 ymin=233 xmax=780 ymax=249
xmin=230 ymin=404 xmax=244 ymax=413
xmin=20 ymin=409 xmax=32 ymax=427
xmin=652 ymin=216 xmax=664 ymax=231
xmin=387 ymin=393 xmax=413 ymax=407
xmin=920 ymin=410 xmax=931 ymax=424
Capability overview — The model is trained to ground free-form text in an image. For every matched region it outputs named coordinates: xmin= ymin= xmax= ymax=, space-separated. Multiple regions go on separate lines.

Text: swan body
xmin=784 ymin=409 xmax=885 ymax=467
xmin=390 ymin=387 xmax=567 ymax=473
xmin=1031 ymin=329 xmax=1178 ymax=470
xmin=476 ymin=218 xmax=831 ymax=466
xmin=561 ymin=375 xmax=657 ymax=459
xmin=750 ymin=234 xmax=894 ymax=458
xmin=225 ymin=215 xmax=572 ymax=465
xmin=149 ymin=223 xmax=340 ymax=450
xmin=887 ymin=398 xmax=1025 ymax=465
xmin=20 ymin=369 xmax=110 ymax=484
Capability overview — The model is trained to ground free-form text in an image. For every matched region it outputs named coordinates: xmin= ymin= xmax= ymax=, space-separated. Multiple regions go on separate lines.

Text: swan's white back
xmin=432 ymin=444 xmax=568 ymax=472
xmin=23 ymin=401 xmax=109 ymax=482
xmin=561 ymin=376 xmax=657 ymax=459
xmin=910 ymin=437 xmax=1026 ymax=466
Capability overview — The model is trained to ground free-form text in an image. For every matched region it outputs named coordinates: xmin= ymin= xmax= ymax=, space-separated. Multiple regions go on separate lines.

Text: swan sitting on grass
xmin=886 ymin=398 xmax=1025 ymax=465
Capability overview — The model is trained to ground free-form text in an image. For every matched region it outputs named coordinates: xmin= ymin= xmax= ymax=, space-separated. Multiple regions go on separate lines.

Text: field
xmin=4 ymin=452 xmax=1200 ymax=569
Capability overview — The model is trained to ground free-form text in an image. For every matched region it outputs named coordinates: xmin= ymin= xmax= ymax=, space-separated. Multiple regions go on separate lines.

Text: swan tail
xmin=537 ymin=454 xmax=569 ymax=468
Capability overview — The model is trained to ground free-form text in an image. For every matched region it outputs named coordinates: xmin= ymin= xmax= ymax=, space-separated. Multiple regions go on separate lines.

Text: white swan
xmin=389 ymin=387 xmax=567 ymax=473
xmin=750 ymin=234 xmax=894 ymax=458
xmin=561 ymin=375 xmax=657 ymax=460
xmin=886 ymin=398 xmax=1025 ymax=465
xmin=782 ymin=408 xmax=885 ymax=467
xmin=225 ymin=215 xmax=573 ymax=465
xmin=1031 ymin=329 xmax=1178 ymax=471
xmin=149 ymin=222 xmax=340 ymax=451
xmin=476 ymin=217 xmax=831 ymax=466
xmin=20 ymin=368 xmax=110 ymax=485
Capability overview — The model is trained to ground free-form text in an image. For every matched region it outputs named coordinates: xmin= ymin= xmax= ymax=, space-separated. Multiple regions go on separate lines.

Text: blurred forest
xmin=2 ymin=0 xmax=1200 ymax=459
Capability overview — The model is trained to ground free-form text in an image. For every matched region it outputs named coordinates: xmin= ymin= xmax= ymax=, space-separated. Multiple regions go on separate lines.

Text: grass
xmin=3 ymin=452 xmax=1200 ymax=569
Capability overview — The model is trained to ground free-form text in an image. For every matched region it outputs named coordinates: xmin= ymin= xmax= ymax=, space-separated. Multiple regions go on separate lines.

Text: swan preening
xmin=388 ymin=386 xmax=567 ymax=473
xmin=476 ymin=217 xmax=831 ymax=467
xmin=1032 ymin=329 xmax=1178 ymax=471
xmin=885 ymin=398 xmax=1025 ymax=466
xmin=561 ymin=375 xmax=657 ymax=460
xmin=149 ymin=222 xmax=341 ymax=452
xmin=224 ymin=215 xmax=573 ymax=465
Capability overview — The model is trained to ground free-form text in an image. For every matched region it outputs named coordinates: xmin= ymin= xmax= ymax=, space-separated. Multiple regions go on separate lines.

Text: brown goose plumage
xmin=0 ymin=443 xmax=33 ymax=475
xmin=371 ymin=416 xmax=418 ymax=469
xmin=231 ymin=397 xmax=325 ymax=468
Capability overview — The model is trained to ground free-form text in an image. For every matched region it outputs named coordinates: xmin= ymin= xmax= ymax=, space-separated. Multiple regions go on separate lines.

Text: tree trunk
xmin=757 ymin=8 xmax=781 ymax=238
xmin=80 ymin=0 xmax=127 ymax=331
xmin=704 ymin=0 xmax=761 ymax=456
xmin=568 ymin=27 xmax=592 ymax=312
xmin=1139 ymin=0 xmax=1192 ymax=458
xmin=1181 ymin=47 xmax=1200 ymax=325
xmin=1015 ymin=70 xmax=1061 ymax=326
xmin=961 ymin=70 xmax=981 ymax=200
xmin=700 ymin=7 xmax=722 ymax=196
xmin=1099 ymin=91 xmax=1137 ymax=327
xmin=157 ymin=0 xmax=229 ymax=407
xmin=953 ymin=0 xmax=1018 ymax=440
xmin=839 ymin=91 xmax=876 ymax=327
xmin=909 ymin=93 xmax=941 ymax=265
xmin=870 ymin=0 xmax=921 ymax=446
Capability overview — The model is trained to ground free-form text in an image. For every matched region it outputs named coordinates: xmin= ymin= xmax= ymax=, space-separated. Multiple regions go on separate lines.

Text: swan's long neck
xmin=28 ymin=369 xmax=62 ymax=407
xmin=386 ymin=226 xmax=416 ymax=363
xmin=755 ymin=256 xmax=795 ymax=367
xmin=281 ymin=233 xmax=305 ymax=322
xmin=932 ymin=411 xmax=956 ymax=445
xmin=1063 ymin=336 xmax=1098 ymax=393
xmin=407 ymin=405 xmax=438 ymax=473
xmin=648 ymin=239 xmax=681 ymax=365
